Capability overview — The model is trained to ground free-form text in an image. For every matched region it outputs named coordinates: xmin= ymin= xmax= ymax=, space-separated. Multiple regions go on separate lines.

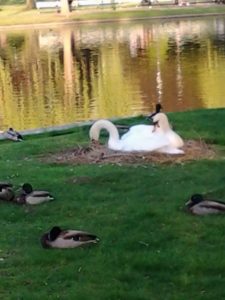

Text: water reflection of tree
xmin=1 ymin=21 xmax=225 ymax=131
xmin=0 ymin=27 xmax=157 ymax=129
xmin=0 ymin=26 xmax=203 ymax=129
xmin=211 ymin=18 xmax=225 ymax=53
xmin=165 ymin=33 xmax=203 ymax=110
xmin=62 ymin=28 xmax=74 ymax=99
xmin=128 ymin=24 xmax=206 ymax=112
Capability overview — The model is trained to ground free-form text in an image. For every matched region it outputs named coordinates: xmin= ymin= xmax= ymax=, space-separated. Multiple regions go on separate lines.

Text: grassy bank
xmin=1 ymin=108 xmax=225 ymax=299
xmin=1 ymin=4 xmax=225 ymax=27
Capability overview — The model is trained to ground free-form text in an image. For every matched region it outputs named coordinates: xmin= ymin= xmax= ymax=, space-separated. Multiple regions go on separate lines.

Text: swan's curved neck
xmin=159 ymin=117 xmax=171 ymax=132
xmin=89 ymin=120 xmax=120 ymax=147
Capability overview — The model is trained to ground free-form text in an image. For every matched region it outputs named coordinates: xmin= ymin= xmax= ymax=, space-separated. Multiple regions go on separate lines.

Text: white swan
xmin=89 ymin=113 xmax=184 ymax=154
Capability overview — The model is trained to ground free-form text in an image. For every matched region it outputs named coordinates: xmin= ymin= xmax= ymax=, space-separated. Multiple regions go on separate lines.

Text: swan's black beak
xmin=147 ymin=104 xmax=162 ymax=120
xmin=155 ymin=103 xmax=162 ymax=113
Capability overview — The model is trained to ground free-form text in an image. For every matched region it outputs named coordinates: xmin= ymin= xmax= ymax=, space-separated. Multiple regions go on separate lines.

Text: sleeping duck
xmin=0 ymin=185 xmax=15 ymax=202
xmin=186 ymin=194 xmax=225 ymax=215
xmin=41 ymin=226 xmax=100 ymax=249
xmin=0 ymin=128 xmax=23 ymax=142
xmin=0 ymin=182 xmax=13 ymax=189
xmin=16 ymin=183 xmax=54 ymax=205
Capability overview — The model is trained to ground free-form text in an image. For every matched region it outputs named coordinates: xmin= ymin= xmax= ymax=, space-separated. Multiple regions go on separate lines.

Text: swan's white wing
xmin=157 ymin=147 xmax=184 ymax=154
xmin=120 ymin=124 xmax=184 ymax=153
xmin=166 ymin=131 xmax=184 ymax=148
xmin=121 ymin=125 xmax=154 ymax=141
xmin=121 ymin=133 xmax=170 ymax=152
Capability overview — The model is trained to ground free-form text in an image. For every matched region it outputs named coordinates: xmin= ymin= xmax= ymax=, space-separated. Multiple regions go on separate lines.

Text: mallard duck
xmin=0 ymin=186 xmax=15 ymax=202
xmin=0 ymin=128 xmax=23 ymax=142
xmin=0 ymin=182 xmax=13 ymax=189
xmin=41 ymin=226 xmax=100 ymax=249
xmin=16 ymin=183 xmax=54 ymax=205
xmin=186 ymin=194 xmax=225 ymax=215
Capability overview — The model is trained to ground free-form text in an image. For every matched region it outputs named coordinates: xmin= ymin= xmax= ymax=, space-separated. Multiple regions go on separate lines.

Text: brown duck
xmin=186 ymin=194 xmax=225 ymax=215
xmin=16 ymin=183 xmax=54 ymax=205
xmin=0 ymin=128 xmax=23 ymax=141
xmin=41 ymin=226 xmax=100 ymax=249
xmin=0 ymin=182 xmax=14 ymax=202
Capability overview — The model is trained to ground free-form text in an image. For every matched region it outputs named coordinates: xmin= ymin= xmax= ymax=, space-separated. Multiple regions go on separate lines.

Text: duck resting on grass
xmin=0 ymin=184 xmax=15 ymax=202
xmin=89 ymin=112 xmax=184 ymax=154
xmin=0 ymin=182 xmax=13 ymax=189
xmin=41 ymin=226 xmax=100 ymax=249
xmin=0 ymin=128 xmax=23 ymax=141
xmin=15 ymin=183 xmax=54 ymax=205
xmin=186 ymin=194 xmax=225 ymax=215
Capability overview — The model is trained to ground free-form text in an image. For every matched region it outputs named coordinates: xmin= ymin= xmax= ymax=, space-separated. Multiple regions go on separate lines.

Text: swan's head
xmin=147 ymin=103 xmax=162 ymax=119
xmin=152 ymin=113 xmax=170 ymax=132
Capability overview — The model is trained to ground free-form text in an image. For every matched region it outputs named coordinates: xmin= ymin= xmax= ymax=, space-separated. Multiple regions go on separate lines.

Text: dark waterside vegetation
xmin=1 ymin=108 xmax=225 ymax=299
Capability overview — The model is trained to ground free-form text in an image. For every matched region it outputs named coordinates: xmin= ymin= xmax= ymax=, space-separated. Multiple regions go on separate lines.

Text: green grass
xmin=1 ymin=108 xmax=225 ymax=299
xmin=1 ymin=4 xmax=225 ymax=26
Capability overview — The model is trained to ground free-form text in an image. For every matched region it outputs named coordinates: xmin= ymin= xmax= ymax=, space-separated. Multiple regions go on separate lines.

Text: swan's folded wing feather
xmin=121 ymin=125 xmax=153 ymax=141
xmin=121 ymin=133 xmax=170 ymax=152
xmin=158 ymin=147 xmax=184 ymax=154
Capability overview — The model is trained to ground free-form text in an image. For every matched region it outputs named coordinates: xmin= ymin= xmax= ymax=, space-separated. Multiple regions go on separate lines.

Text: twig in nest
xmin=101 ymin=153 xmax=134 ymax=160
xmin=74 ymin=144 xmax=93 ymax=156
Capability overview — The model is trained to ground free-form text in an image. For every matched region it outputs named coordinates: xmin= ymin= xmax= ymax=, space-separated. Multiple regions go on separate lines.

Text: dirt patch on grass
xmin=44 ymin=139 xmax=216 ymax=166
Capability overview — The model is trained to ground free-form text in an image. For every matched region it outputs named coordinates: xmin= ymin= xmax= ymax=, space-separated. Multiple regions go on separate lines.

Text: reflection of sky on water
xmin=0 ymin=17 xmax=225 ymax=131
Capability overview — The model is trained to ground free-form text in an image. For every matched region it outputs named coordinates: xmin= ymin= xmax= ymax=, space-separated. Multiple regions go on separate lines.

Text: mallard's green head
xmin=40 ymin=226 xmax=62 ymax=249
xmin=191 ymin=194 xmax=204 ymax=204
xmin=48 ymin=226 xmax=62 ymax=241
xmin=22 ymin=183 xmax=33 ymax=194
xmin=186 ymin=194 xmax=204 ymax=208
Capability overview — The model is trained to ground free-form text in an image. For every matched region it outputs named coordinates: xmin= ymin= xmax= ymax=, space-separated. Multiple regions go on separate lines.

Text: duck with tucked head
xmin=89 ymin=112 xmax=184 ymax=154
xmin=0 ymin=128 xmax=23 ymax=142
xmin=0 ymin=183 xmax=14 ymax=202
xmin=41 ymin=226 xmax=100 ymax=249
xmin=0 ymin=182 xmax=13 ymax=189
xmin=16 ymin=183 xmax=54 ymax=205
xmin=186 ymin=194 xmax=225 ymax=215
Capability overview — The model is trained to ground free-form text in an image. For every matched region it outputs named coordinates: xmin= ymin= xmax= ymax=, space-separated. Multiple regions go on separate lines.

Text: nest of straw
xmin=45 ymin=139 xmax=216 ymax=166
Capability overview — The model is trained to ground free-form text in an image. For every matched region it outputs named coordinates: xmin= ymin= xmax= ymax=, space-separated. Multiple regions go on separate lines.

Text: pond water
xmin=0 ymin=16 xmax=225 ymax=131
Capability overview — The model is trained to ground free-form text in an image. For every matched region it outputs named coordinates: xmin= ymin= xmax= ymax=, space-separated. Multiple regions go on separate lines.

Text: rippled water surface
xmin=0 ymin=16 xmax=225 ymax=130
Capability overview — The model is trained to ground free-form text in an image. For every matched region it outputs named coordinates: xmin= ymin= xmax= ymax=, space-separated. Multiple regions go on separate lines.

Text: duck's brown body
xmin=41 ymin=227 xmax=99 ymax=249
xmin=0 ymin=182 xmax=13 ymax=189
xmin=0 ymin=187 xmax=15 ymax=202
xmin=16 ymin=183 xmax=54 ymax=205
xmin=186 ymin=194 xmax=225 ymax=215
xmin=2 ymin=128 xmax=23 ymax=142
